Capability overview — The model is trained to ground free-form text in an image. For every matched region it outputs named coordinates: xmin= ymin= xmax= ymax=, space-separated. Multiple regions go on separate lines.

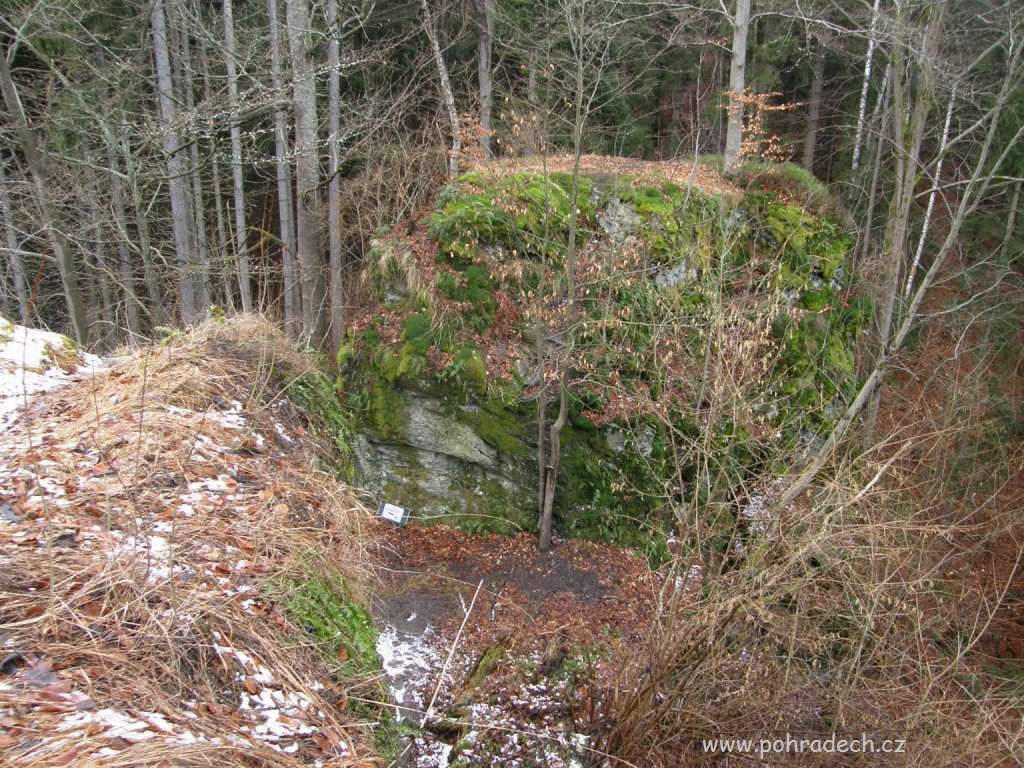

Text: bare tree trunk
xmin=121 ymin=138 xmax=166 ymax=323
xmin=327 ymin=0 xmax=344 ymax=350
xmin=151 ymin=0 xmax=200 ymax=325
xmin=905 ymin=86 xmax=955 ymax=297
xmin=224 ymin=0 xmax=253 ymax=313
xmin=535 ymin=325 xmax=547 ymax=515
xmin=527 ymin=50 xmax=541 ymax=155
xmin=105 ymin=144 xmax=141 ymax=338
xmin=420 ymin=0 xmax=461 ymax=178
xmin=0 ymin=47 xmax=88 ymax=343
xmin=286 ymin=0 xmax=327 ymax=344
xmin=201 ymin=55 xmax=234 ymax=311
xmin=1001 ymin=180 xmax=1021 ymax=252
xmin=176 ymin=6 xmax=211 ymax=312
xmin=86 ymin=165 xmax=115 ymax=347
xmin=269 ymin=0 xmax=299 ymax=337
xmin=539 ymin=42 xmax=589 ymax=551
xmin=863 ymin=6 xmax=944 ymax=441
xmin=0 ymin=156 xmax=29 ymax=325
xmin=92 ymin=225 xmax=115 ymax=347
xmin=851 ymin=0 xmax=882 ymax=171
xmin=801 ymin=34 xmax=825 ymax=173
xmin=475 ymin=0 xmax=495 ymax=157
xmin=856 ymin=73 xmax=890 ymax=273
xmin=723 ymin=0 xmax=752 ymax=175
xmin=540 ymin=371 xmax=567 ymax=552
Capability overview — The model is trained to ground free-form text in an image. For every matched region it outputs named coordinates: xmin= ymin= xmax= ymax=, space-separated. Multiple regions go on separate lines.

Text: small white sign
xmin=377 ymin=501 xmax=410 ymax=526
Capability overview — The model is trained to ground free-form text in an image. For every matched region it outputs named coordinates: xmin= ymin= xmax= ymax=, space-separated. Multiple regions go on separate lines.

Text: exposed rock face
xmin=597 ymin=197 xmax=641 ymax=243
xmin=352 ymin=388 xmax=537 ymax=533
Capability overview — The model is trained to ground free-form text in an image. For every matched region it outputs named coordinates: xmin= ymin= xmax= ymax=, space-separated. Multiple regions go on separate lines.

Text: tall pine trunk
xmin=224 ymin=0 xmax=253 ymax=312
xmin=202 ymin=55 xmax=235 ymax=310
xmin=121 ymin=138 xmax=166 ymax=324
xmin=151 ymin=0 xmax=200 ymax=324
xmin=269 ymin=0 xmax=300 ymax=337
xmin=327 ymin=0 xmax=344 ymax=349
xmin=89 ymin=169 xmax=116 ymax=349
xmin=176 ymin=6 xmax=211 ymax=311
xmin=476 ymin=0 xmax=495 ymax=157
xmin=104 ymin=143 xmax=141 ymax=337
xmin=286 ymin=0 xmax=327 ymax=344
xmin=801 ymin=34 xmax=825 ymax=173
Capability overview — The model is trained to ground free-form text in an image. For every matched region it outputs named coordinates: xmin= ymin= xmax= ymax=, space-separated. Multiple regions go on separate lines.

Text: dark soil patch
xmin=371 ymin=522 xmax=657 ymax=653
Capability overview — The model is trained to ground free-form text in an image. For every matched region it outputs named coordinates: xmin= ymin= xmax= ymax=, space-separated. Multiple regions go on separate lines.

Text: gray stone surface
xmin=597 ymin=198 xmax=641 ymax=244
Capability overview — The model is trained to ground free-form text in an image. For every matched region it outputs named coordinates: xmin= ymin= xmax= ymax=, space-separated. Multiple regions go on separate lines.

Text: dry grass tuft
xmin=0 ymin=315 xmax=380 ymax=767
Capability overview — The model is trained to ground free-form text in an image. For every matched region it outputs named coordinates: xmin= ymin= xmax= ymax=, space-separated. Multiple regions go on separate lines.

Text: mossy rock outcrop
xmin=341 ymin=161 xmax=869 ymax=561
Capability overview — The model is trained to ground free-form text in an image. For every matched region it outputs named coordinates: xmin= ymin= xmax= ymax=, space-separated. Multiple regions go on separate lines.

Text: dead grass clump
xmin=595 ymin=452 xmax=1023 ymax=767
xmin=0 ymin=315 xmax=381 ymax=766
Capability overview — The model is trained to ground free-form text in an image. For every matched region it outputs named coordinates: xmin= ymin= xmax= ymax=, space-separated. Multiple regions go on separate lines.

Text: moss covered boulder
xmin=341 ymin=161 xmax=869 ymax=560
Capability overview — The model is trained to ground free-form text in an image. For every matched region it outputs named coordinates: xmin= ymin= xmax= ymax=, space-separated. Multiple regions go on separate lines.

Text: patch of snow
xmin=413 ymin=738 xmax=452 ymax=767
xmin=375 ymin=624 xmax=442 ymax=720
xmin=274 ymin=421 xmax=294 ymax=443
xmin=0 ymin=318 xmax=105 ymax=429
xmin=109 ymin=530 xmax=187 ymax=582
xmin=208 ymin=399 xmax=247 ymax=430
xmin=188 ymin=474 xmax=233 ymax=493
xmin=59 ymin=708 xmax=157 ymax=742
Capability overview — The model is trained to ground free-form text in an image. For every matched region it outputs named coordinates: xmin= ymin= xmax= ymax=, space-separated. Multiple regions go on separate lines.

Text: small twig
xmin=421 ymin=578 xmax=483 ymax=727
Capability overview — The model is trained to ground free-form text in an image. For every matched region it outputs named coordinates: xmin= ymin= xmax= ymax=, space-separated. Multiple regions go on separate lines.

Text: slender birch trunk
xmin=420 ymin=0 xmax=462 ymax=178
xmin=723 ymin=0 xmax=752 ymax=175
xmin=801 ymin=34 xmax=825 ymax=173
xmin=0 ymin=48 xmax=88 ymax=342
xmin=151 ymin=0 xmax=200 ymax=324
xmin=224 ymin=0 xmax=253 ymax=312
xmin=0 ymin=156 xmax=29 ymax=325
xmin=905 ymin=86 xmax=956 ymax=297
xmin=327 ymin=0 xmax=345 ymax=349
xmin=286 ymin=0 xmax=327 ymax=344
xmin=851 ymin=0 xmax=882 ymax=171
xmin=856 ymin=72 xmax=891 ymax=273
xmin=269 ymin=0 xmax=299 ymax=337
xmin=476 ymin=0 xmax=496 ymax=158
xmin=539 ymin=37 xmax=590 ymax=551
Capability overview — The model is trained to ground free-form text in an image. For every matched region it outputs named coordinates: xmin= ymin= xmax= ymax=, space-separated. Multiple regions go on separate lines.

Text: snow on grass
xmin=0 ymin=317 xmax=105 ymax=429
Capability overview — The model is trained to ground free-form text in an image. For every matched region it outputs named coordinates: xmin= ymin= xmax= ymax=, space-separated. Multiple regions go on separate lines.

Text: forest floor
xmin=370 ymin=522 xmax=661 ymax=766
xmin=874 ymin=260 xmax=1024 ymax=666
